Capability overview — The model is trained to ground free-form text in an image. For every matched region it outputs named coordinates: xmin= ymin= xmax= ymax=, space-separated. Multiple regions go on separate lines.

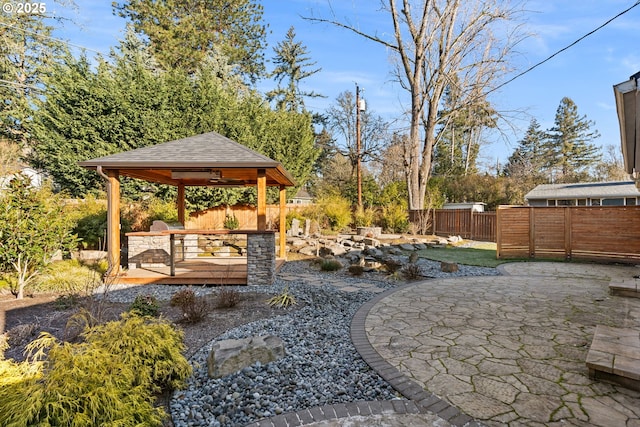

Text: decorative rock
xmin=207 ymin=335 xmax=285 ymax=379
xmin=363 ymin=237 xmax=380 ymax=247
xmin=441 ymin=261 xmax=459 ymax=273
xmin=399 ymin=243 xmax=416 ymax=251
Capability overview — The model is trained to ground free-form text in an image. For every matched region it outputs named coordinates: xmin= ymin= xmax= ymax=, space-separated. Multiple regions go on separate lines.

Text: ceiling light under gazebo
xmin=171 ymin=170 xmax=221 ymax=180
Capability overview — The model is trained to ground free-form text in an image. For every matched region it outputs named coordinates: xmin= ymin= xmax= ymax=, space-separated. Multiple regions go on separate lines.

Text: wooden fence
xmin=409 ymin=209 xmax=497 ymax=242
xmin=185 ymin=204 xmax=305 ymax=230
xmin=496 ymin=205 xmax=640 ymax=263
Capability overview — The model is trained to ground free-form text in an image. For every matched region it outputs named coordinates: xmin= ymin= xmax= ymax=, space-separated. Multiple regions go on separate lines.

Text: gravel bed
xmin=100 ymin=259 xmax=498 ymax=427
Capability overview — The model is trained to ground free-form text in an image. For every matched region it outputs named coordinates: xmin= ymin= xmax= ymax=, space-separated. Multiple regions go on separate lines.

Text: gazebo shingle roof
xmin=79 ymin=131 xmax=295 ymax=187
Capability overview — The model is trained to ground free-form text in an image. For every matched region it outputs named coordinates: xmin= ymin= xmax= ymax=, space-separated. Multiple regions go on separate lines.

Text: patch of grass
xmin=415 ymin=243 xmax=512 ymax=268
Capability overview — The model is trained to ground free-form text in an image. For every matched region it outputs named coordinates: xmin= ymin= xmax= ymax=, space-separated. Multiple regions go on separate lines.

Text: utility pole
xmin=355 ymin=84 xmax=365 ymax=208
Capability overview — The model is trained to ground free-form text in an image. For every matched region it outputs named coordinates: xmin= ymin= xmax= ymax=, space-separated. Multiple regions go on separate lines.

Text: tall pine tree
xmin=504 ymin=118 xmax=546 ymax=180
xmin=542 ymin=97 xmax=601 ymax=182
xmin=0 ymin=9 xmax=64 ymax=145
xmin=114 ymin=0 xmax=267 ymax=80
xmin=267 ymin=26 xmax=323 ymax=112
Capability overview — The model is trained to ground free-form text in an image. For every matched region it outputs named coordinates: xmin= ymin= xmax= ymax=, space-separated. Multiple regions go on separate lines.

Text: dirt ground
xmin=0 ymin=287 xmax=292 ymax=362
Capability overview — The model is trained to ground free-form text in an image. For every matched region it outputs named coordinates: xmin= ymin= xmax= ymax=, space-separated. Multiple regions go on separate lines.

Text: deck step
xmin=609 ymin=279 xmax=640 ymax=298
xmin=586 ymin=325 xmax=640 ymax=391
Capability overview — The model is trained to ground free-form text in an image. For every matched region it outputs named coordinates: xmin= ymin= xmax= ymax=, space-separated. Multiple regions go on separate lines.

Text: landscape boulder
xmin=207 ymin=335 xmax=285 ymax=378
xmin=440 ymin=261 xmax=459 ymax=273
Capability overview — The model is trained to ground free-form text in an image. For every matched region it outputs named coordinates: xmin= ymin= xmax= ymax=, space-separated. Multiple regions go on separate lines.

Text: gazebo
xmin=79 ymin=131 xmax=295 ymax=285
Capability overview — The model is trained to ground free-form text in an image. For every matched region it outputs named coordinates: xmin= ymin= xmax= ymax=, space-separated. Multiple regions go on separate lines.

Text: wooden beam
xmin=279 ymin=185 xmax=287 ymax=258
xmin=257 ymin=169 xmax=266 ymax=230
xmin=107 ymin=170 xmax=121 ymax=274
xmin=177 ymin=184 xmax=185 ymax=225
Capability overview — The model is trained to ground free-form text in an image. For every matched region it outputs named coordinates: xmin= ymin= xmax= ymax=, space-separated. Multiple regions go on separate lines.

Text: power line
xmin=490 ymin=0 xmax=640 ymax=95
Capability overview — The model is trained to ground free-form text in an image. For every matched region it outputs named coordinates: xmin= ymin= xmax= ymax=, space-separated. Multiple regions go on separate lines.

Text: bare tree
xmin=308 ymin=0 xmax=526 ymax=209
xmin=326 ymin=90 xmax=390 ymax=178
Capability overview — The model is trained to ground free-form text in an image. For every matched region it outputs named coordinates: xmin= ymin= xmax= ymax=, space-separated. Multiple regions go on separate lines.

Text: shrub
xmin=33 ymin=259 xmax=101 ymax=295
xmin=383 ymin=258 xmax=403 ymax=273
xmin=401 ymin=263 xmax=423 ymax=280
xmin=70 ymin=196 xmax=108 ymax=250
xmin=286 ymin=210 xmax=306 ymax=229
xmin=316 ymin=195 xmax=352 ymax=232
xmin=216 ymin=288 xmax=241 ymax=308
xmin=320 ymin=259 xmax=342 ymax=271
xmin=348 ymin=264 xmax=365 ymax=276
xmin=0 ymin=315 xmax=191 ymax=426
xmin=170 ymin=288 xmax=209 ymax=323
xmin=129 ymin=294 xmax=160 ymax=317
xmin=84 ymin=314 xmax=192 ymax=391
xmin=122 ymin=199 xmax=179 ymax=232
xmin=54 ymin=293 xmax=82 ymax=310
xmin=381 ymin=203 xmax=409 ymax=233
xmin=354 ymin=205 xmax=377 ymax=227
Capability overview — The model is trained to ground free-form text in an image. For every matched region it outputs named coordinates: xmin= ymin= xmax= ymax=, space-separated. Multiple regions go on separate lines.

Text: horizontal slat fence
xmin=186 ymin=204 xmax=305 ymax=230
xmin=497 ymin=206 xmax=640 ymax=263
xmin=409 ymin=209 xmax=497 ymax=242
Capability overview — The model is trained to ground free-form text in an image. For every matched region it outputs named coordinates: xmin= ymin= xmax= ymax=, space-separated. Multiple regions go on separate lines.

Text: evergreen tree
xmin=113 ymin=0 xmax=267 ymax=80
xmin=433 ymin=82 xmax=497 ymax=176
xmin=29 ymin=46 xmax=318 ymax=207
xmin=542 ymin=97 xmax=601 ymax=182
xmin=0 ymin=9 xmax=64 ymax=144
xmin=267 ymin=26 xmax=323 ymax=112
xmin=503 ymin=118 xmax=546 ymax=180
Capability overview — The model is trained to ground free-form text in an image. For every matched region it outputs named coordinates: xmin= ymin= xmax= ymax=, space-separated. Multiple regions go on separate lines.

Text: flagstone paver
xmin=365 ymin=263 xmax=640 ymax=426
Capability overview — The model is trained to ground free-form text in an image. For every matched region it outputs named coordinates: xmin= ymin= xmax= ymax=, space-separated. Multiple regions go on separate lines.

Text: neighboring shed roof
xmin=79 ymin=131 xmax=295 ymax=187
xmin=525 ymin=181 xmax=640 ymax=201
xmin=292 ymin=187 xmax=313 ymax=200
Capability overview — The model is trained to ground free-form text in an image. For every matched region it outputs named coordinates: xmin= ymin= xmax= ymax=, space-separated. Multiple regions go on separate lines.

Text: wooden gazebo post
xmin=279 ymin=185 xmax=287 ymax=258
xmin=257 ymin=168 xmax=266 ymax=230
xmin=106 ymin=169 xmax=121 ymax=274
xmin=177 ymin=183 xmax=186 ymax=225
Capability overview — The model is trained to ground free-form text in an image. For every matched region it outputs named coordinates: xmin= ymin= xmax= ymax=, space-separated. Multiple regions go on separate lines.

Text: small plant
xmin=129 ymin=294 xmax=160 ymax=317
xmin=401 ymin=263 xmax=423 ymax=280
xmin=383 ymin=258 xmax=403 ymax=273
xmin=54 ymin=293 xmax=81 ymax=310
xmin=170 ymin=288 xmax=209 ymax=323
xmin=216 ymin=288 xmax=241 ymax=308
xmin=267 ymin=286 xmax=297 ymax=308
xmin=224 ymin=214 xmax=240 ymax=230
xmin=320 ymin=259 xmax=342 ymax=271
xmin=348 ymin=264 xmax=365 ymax=276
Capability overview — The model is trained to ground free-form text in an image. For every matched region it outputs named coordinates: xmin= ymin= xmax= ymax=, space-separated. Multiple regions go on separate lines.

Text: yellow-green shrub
xmin=316 ymin=195 xmax=352 ymax=232
xmin=381 ymin=203 xmax=409 ymax=233
xmin=0 ymin=315 xmax=192 ymax=427
xmin=33 ymin=259 xmax=101 ymax=294
xmin=354 ymin=205 xmax=377 ymax=227
xmin=84 ymin=313 xmax=192 ymax=391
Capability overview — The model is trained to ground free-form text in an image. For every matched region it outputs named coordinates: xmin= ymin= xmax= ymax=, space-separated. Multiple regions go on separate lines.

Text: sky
xmin=38 ymin=0 xmax=640 ymax=172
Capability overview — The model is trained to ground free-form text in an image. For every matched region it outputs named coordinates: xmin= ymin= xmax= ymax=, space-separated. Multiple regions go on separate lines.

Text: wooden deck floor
xmin=111 ymin=258 xmax=285 ymax=286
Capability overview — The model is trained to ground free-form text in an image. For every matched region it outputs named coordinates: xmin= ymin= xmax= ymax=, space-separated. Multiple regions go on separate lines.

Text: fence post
xmin=529 ymin=207 xmax=535 ymax=258
xmin=564 ymin=207 xmax=572 ymax=260
xmin=470 ymin=209 xmax=475 ymax=240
